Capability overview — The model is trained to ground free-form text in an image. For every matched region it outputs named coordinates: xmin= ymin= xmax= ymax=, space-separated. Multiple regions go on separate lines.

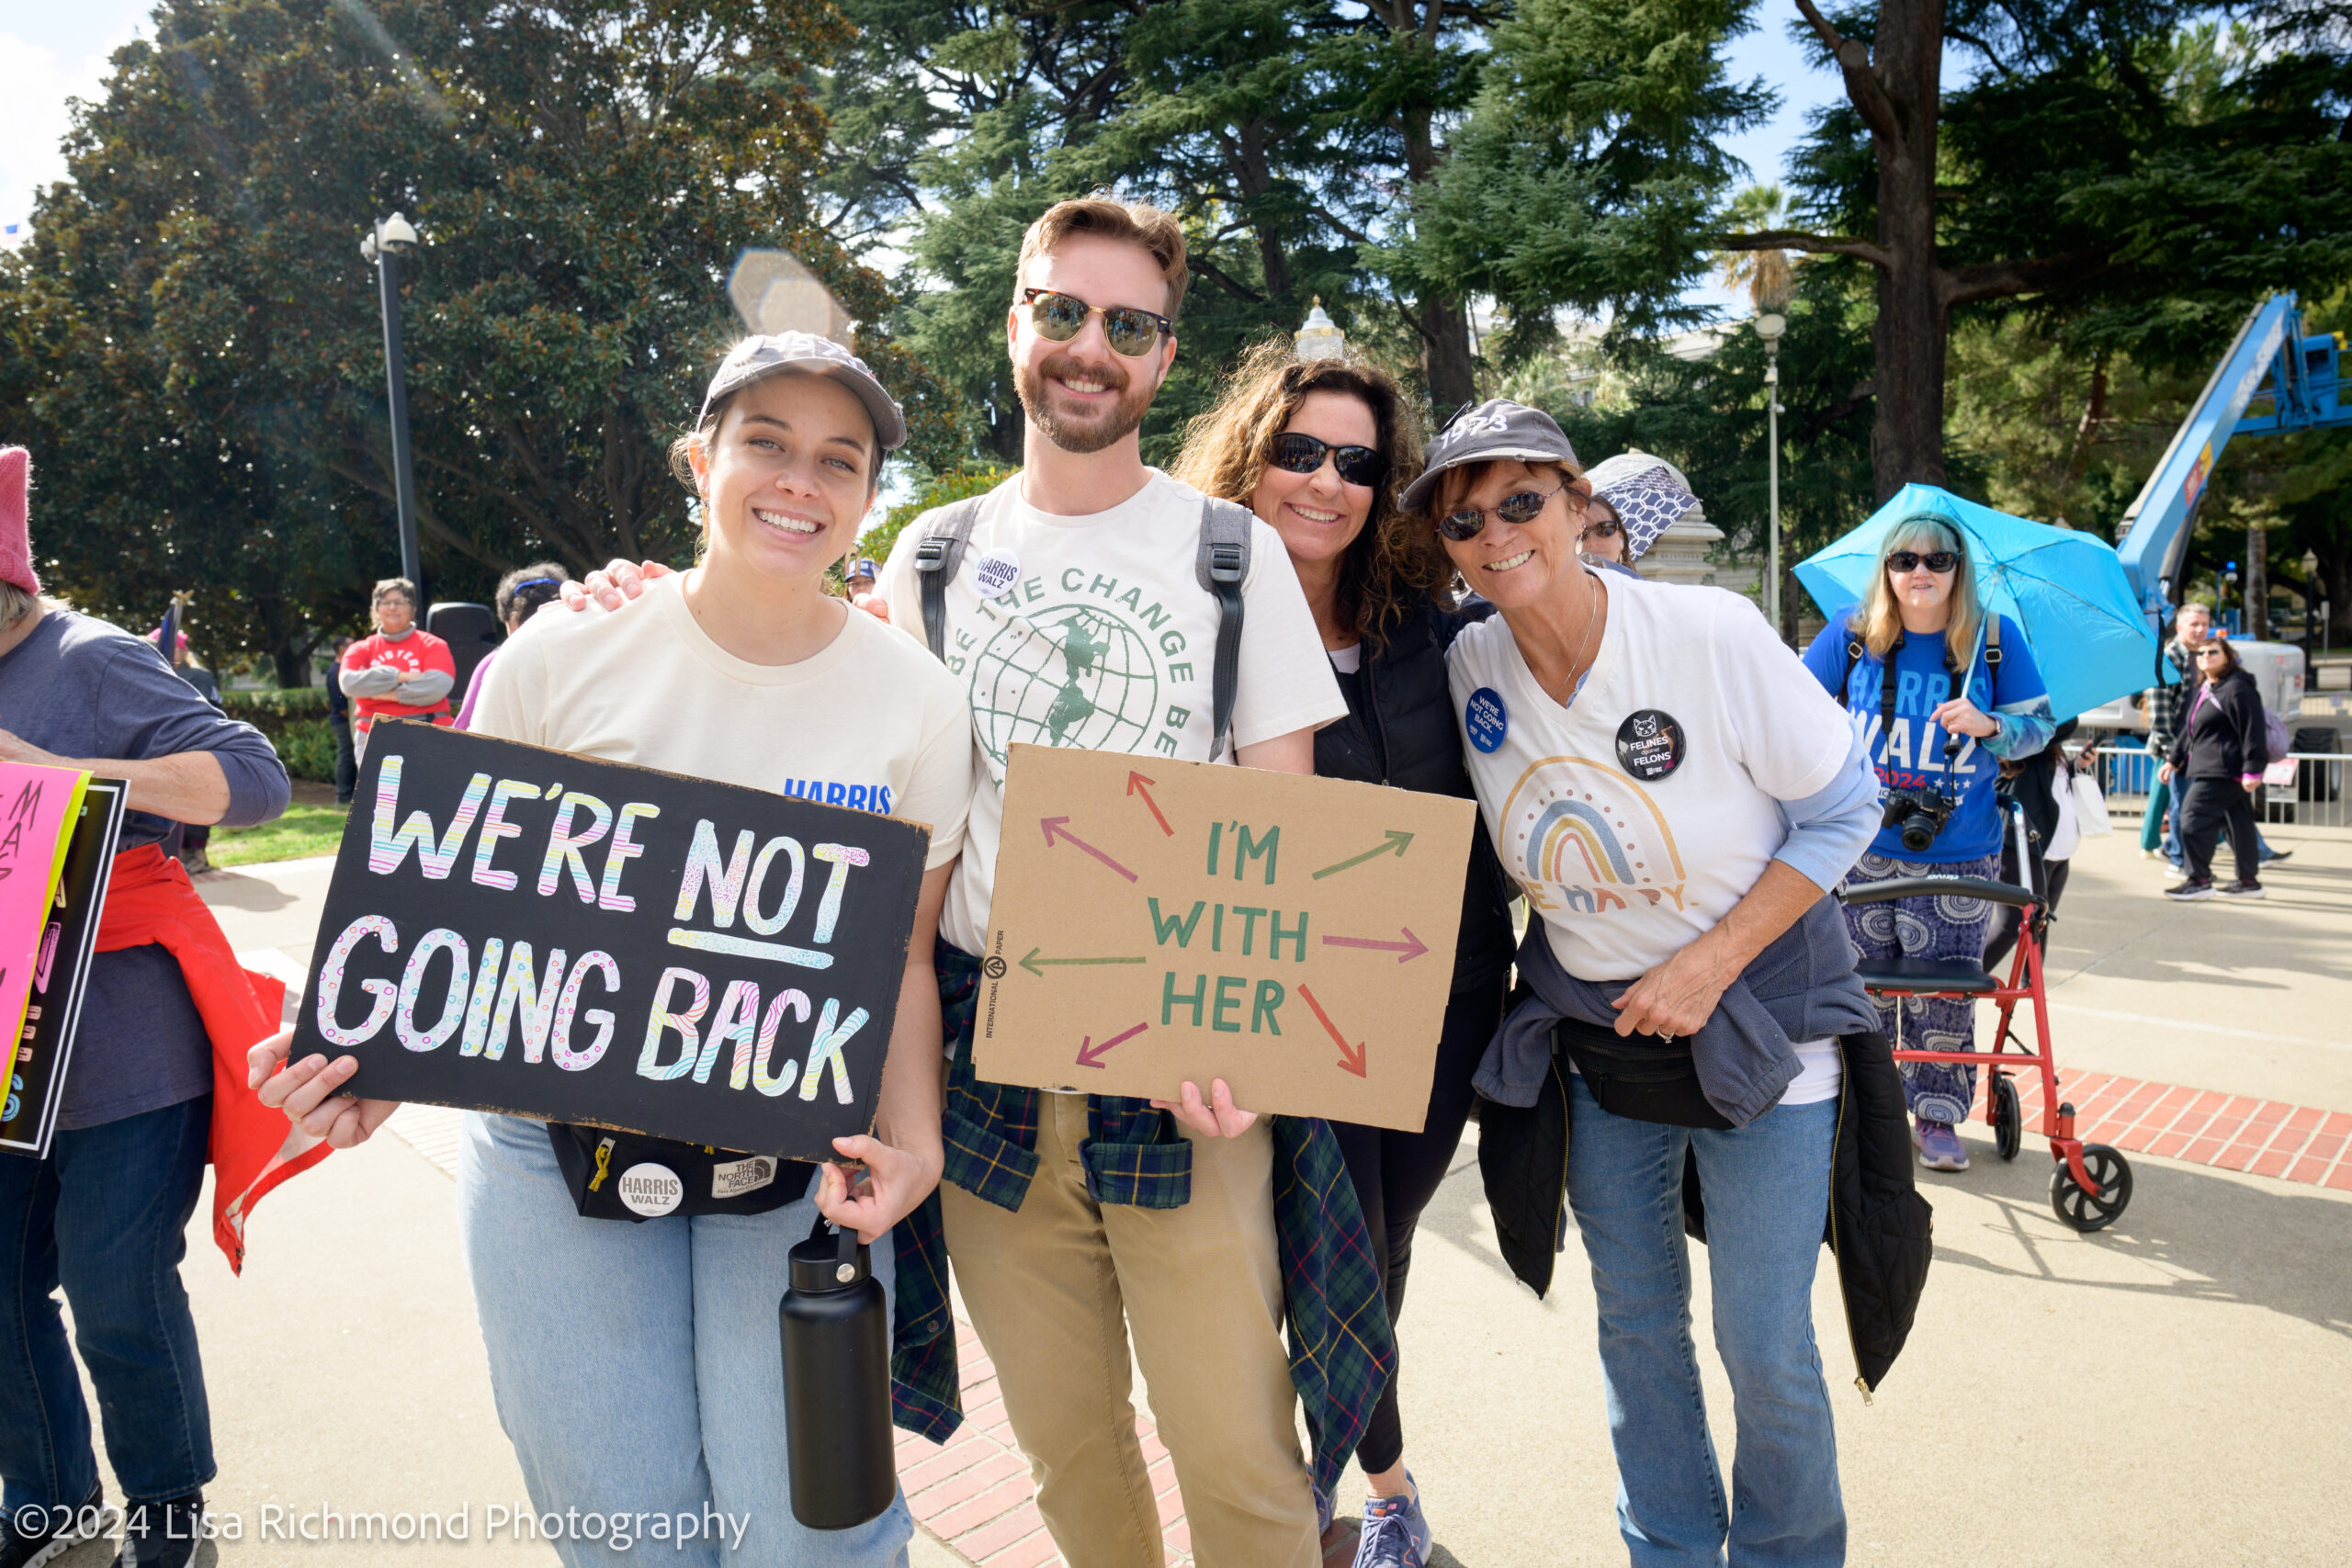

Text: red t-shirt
xmin=342 ymin=628 xmax=457 ymax=732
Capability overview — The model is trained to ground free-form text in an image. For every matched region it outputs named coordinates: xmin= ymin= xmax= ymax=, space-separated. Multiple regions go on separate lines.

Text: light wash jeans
xmin=458 ymin=1111 xmax=913 ymax=1568
xmin=1564 ymin=1077 xmax=1843 ymax=1568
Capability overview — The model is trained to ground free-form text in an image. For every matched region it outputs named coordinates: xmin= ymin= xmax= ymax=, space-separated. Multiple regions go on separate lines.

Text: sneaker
xmin=2217 ymin=879 xmax=2267 ymax=899
xmin=2260 ymin=848 xmax=2291 ymax=864
xmin=2163 ymin=878 xmax=2215 ymax=901
xmin=2141 ymin=846 xmax=2168 ymax=860
xmin=1352 ymin=1474 xmax=1432 ymax=1568
xmin=0 ymin=1484 xmax=111 ymax=1568
xmin=120 ymin=1493 xmax=204 ymax=1568
xmin=1916 ymin=1119 xmax=1969 ymax=1172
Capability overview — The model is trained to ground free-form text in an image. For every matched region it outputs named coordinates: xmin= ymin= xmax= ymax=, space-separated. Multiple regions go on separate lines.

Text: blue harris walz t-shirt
xmin=1801 ymin=614 xmax=2045 ymax=862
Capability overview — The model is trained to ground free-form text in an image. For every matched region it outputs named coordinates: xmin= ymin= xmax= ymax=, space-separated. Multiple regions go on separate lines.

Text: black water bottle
xmin=780 ymin=1213 xmax=894 ymax=1530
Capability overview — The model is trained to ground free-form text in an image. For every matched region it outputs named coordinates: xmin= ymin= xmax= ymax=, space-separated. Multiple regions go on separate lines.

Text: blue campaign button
xmin=1465 ymin=686 xmax=1510 ymax=753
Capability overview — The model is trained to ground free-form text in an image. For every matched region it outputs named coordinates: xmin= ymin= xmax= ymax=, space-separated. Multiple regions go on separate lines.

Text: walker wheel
xmin=2050 ymin=1144 xmax=2132 ymax=1232
xmin=1992 ymin=1074 xmax=2022 ymax=1162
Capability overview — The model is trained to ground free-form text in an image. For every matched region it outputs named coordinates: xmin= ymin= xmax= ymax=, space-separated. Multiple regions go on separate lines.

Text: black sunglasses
xmin=1437 ymin=485 xmax=1570 ymax=543
xmin=1581 ymin=518 xmax=1624 ymax=538
xmin=1021 ymin=288 xmax=1170 ymax=359
xmin=1268 ymin=431 xmax=1388 ymax=489
xmin=1886 ymin=549 xmax=1960 ymax=573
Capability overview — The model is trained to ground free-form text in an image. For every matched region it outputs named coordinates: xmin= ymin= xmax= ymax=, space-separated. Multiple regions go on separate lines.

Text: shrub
xmin=274 ymin=718 xmax=340 ymax=784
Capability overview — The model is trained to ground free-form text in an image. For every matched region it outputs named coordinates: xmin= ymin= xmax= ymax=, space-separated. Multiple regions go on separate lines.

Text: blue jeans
xmin=0 ymin=1096 xmax=214 ymax=1512
xmin=458 ymin=1112 xmax=912 ymax=1568
xmin=1565 ymin=1077 xmax=1843 ymax=1568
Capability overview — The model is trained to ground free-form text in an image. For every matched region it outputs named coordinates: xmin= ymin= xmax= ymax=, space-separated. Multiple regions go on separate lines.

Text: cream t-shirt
xmin=875 ymin=468 xmax=1345 ymax=953
xmin=1447 ymin=571 xmax=1853 ymax=982
xmin=475 ymin=572 xmax=973 ymax=871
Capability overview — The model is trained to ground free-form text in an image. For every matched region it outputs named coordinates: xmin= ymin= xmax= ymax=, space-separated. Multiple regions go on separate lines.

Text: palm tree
xmin=1713 ymin=186 xmax=1794 ymax=311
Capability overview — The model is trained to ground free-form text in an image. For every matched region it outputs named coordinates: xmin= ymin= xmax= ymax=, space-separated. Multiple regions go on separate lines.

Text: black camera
xmin=1882 ymin=786 xmax=1955 ymax=854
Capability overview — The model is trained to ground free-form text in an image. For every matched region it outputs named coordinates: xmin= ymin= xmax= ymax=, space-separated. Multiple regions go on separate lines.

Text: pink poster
xmin=0 ymin=762 xmax=88 ymax=1052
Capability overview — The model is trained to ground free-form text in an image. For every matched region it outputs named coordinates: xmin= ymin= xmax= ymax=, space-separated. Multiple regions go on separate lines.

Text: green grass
xmin=212 ymin=801 xmax=349 ymax=867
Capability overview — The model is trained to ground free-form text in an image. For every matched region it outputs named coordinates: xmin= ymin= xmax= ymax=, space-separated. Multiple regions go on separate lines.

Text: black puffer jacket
xmin=1479 ymin=1028 xmax=1932 ymax=1394
xmin=1314 ymin=598 xmax=1517 ymax=993
xmin=2168 ymin=666 xmax=2266 ymax=781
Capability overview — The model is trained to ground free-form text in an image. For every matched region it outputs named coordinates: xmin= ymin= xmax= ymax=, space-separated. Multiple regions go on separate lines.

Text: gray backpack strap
xmin=1195 ymin=498 xmax=1253 ymax=759
xmin=911 ymin=497 xmax=986 ymax=661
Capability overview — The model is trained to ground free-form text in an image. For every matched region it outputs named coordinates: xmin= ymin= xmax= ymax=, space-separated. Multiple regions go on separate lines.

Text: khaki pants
xmin=942 ymin=1094 xmax=1319 ymax=1568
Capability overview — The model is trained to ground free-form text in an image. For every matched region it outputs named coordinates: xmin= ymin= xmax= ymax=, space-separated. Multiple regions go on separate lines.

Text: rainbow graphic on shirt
xmin=1499 ymin=756 xmax=1687 ymax=916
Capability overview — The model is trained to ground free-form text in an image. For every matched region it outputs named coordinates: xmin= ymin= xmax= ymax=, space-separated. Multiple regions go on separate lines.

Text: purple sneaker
xmin=1916 ymin=1119 xmax=1969 ymax=1172
xmin=1352 ymin=1474 xmax=1431 ymax=1568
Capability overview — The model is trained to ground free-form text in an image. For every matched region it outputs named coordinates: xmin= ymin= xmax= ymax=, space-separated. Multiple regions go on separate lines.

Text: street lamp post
xmin=1754 ymin=313 xmax=1788 ymax=632
xmin=360 ymin=211 xmax=423 ymax=595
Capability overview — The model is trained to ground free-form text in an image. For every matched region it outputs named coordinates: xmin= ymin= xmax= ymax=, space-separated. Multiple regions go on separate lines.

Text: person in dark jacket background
xmin=1171 ymin=338 xmax=1516 ymax=1567
xmin=2163 ymin=637 xmax=2267 ymax=900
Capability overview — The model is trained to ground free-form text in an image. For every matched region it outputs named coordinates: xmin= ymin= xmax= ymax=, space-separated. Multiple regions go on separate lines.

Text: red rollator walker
xmin=1834 ymin=801 xmax=2133 ymax=1231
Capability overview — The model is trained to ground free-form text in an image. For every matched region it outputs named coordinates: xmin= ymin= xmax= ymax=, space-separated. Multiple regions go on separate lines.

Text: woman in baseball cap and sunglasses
xmin=250 ymin=333 xmax=974 ymax=1568
xmin=1170 ymin=339 xmax=1519 ymax=1565
xmin=1426 ymin=400 xmax=1922 ymax=1567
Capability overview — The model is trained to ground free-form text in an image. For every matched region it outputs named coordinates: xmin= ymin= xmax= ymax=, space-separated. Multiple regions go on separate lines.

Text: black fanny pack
xmin=548 ymin=1123 xmax=813 ymax=1223
xmin=1551 ymin=1015 xmax=1734 ymax=1130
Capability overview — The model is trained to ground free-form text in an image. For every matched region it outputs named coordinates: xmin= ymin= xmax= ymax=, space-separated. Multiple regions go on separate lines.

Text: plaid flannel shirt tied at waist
xmin=918 ymin=938 xmax=1395 ymax=1497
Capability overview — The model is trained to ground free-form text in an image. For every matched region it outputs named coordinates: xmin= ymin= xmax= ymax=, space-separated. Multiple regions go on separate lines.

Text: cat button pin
xmin=1615 ymin=709 xmax=1685 ymax=782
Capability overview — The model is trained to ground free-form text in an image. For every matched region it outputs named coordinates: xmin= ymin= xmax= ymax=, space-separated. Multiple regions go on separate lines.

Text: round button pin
xmin=1465 ymin=687 xmax=1510 ymax=753
xmin=1615 ymin=709 xmax=1685 ymax=781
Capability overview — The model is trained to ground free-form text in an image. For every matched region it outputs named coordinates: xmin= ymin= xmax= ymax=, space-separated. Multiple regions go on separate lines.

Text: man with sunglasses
xmin=872 ymin=197 xmax=1351 ymax=1568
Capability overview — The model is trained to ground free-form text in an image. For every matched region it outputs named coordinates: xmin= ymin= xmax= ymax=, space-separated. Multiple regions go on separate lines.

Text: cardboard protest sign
xmin=0 ymin=763 xmax=88 ymax=1088
xmin=975 ymin=744 xmax=1476 ymax=1130
xmin=2 ymin=778 xmax=128 ymax=1158
xmin=291 ymin=722 xmax=930 ymax=1161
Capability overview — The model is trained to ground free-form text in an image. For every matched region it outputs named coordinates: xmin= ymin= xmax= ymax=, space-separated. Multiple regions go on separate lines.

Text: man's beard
xmin=1015 ymin=351 xmax=1156 ymax=455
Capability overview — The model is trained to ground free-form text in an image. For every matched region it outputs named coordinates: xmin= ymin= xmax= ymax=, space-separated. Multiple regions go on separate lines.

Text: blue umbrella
xmin=1793 ymin=484 xmax=2158 ymax=723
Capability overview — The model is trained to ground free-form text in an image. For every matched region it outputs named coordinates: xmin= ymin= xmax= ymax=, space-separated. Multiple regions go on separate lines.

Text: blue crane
xmin=2115 ymin=292 xmax=2351 ymax=632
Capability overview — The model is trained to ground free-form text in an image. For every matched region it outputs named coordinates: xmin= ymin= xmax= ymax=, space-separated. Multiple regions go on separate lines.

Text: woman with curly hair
xmin=1170 ymin=340 xmax=1517 ymax=1568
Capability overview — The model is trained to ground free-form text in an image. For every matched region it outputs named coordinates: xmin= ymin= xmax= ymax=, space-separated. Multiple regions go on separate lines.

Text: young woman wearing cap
xmin=1169 ymin=340 xmax=1517 ymax=1567
xmin=251 ymin=336 xmax=973 ymax=1568
xmin=1427 ymin=400 xmax=1923 ymax=1568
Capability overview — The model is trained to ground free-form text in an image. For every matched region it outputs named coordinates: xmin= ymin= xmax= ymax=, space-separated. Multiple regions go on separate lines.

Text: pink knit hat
xmin=0 ymin=447 xmax=36 ymax=596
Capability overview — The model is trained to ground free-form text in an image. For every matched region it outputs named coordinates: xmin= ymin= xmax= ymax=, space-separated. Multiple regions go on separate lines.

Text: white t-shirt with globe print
xmin=876 ymin=468 xmax=1346 ymax=954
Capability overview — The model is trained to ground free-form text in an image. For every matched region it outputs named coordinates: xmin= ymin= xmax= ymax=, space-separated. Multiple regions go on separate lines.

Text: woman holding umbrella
xmin=1801 ymin=513 xmax=2054 ymax=1174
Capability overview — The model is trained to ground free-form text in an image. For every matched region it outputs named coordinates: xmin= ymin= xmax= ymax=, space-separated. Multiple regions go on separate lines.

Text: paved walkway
xmin=86 ymin=820 xmax=2347 ymax=1565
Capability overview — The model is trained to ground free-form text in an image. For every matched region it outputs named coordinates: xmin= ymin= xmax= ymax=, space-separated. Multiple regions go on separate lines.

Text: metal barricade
xmin=2086 ymin=745 xmax=2346 ymax=829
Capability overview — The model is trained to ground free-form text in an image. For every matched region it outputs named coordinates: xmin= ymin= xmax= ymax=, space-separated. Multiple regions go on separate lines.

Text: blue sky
xmin=1 ymin=1 xmax=1847 ymax=305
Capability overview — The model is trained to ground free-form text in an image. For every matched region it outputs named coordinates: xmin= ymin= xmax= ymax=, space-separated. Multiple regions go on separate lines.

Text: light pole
xmin=360 ymin=211 xmax=423 ymax=595
xmin=1754 ymin=312 xmax=1787 ymax=631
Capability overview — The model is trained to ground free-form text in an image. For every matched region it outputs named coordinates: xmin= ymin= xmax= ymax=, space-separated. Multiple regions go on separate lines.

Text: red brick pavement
xmin=1967 ymin=1068 xmax=2352 ymax=1190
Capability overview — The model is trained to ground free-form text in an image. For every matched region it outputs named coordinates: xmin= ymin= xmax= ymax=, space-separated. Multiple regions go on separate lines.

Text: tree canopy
xmin=0 ymin=0 xmax=947 ymax=679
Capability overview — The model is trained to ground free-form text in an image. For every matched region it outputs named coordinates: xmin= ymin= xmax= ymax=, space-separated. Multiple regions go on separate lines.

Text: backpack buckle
xmin=1205 ymin=542 xmax=1245 ymax=585
xmin=914 ymin=536 xmax=950 ymax=572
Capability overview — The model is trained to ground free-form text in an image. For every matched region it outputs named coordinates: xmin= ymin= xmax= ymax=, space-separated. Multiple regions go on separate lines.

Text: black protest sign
xmin=291 ymin=723 xmax=930 ymax=1160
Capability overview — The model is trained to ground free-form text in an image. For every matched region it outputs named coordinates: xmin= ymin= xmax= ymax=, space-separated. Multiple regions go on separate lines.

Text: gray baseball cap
xmin=699 ymin=332 xmax=908 ymax=452
xmin=1399 ymin=398 xmax=1583 ymax=514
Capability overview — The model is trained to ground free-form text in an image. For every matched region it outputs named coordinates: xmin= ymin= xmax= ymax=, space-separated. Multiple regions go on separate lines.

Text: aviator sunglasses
xmin=1886 ymin=548 xmax=1961 ymax=573
xmin=1021 ymin=288 xmax=1171 ymax=359
xmin=1268 ymin=431 xmax=1389 ymax=490
xmin=1437 ymin=484 xmax=1571 ymax=543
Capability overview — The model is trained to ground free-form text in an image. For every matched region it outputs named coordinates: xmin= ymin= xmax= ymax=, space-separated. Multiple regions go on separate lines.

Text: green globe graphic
xmin=971 ymin=603 xmax=1161 ymax=766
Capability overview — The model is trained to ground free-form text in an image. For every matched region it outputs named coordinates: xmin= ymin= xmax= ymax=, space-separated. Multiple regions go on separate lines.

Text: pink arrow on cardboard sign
xmin=1320 ymin=928 xmax=1429 ymax=963
xmin=1076 ymin=1022 xmax=1149 ymax=1069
